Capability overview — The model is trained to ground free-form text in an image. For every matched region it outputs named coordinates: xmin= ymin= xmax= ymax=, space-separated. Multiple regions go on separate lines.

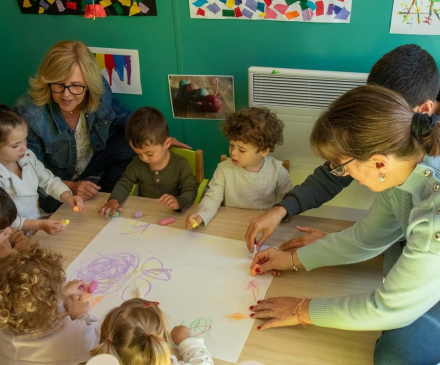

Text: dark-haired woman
xmin=250 ymin=85 xmax=440 ymax=365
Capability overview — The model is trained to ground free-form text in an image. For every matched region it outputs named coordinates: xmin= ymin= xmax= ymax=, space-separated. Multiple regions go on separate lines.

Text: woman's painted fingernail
xmin=257 ymin=301 xmax=261 ymax=304
xmin=250 ymin=306 xmax=253 ymax=310
xmin=256 ymin=268 xmax=261 ymax=273
xmin=257 ymin=326 xmax=261 ymax=330
xmin=250 ymin=313 xmax=254 ymax=317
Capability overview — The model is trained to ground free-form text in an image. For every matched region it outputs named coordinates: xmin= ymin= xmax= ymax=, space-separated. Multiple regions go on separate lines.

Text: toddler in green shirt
xmin=98 ymin=107 xmax=197 ymax=216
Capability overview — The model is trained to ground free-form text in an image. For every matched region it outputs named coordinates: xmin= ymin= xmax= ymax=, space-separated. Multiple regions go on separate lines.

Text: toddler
xmin=90 ymin=298 xmax=213 ymax=365
xmin=186 ymin=107 xmax=293 ymax=229
xmin=0 ymin=105 xmax=84 ymax=235
xmin=99 ymin=107 xmax=197 ymax=216
xmin=0 ymin=247 xmax=100 ymax=364
xmin=0 ymin=187 xmax=33 ymax=258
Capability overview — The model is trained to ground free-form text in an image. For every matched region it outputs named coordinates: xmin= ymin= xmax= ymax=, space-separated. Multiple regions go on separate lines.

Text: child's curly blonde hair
xmin=0 ymin=247 xmax=66 ymax=335
xmin=90 ymin=298 xmax=173 ymax=365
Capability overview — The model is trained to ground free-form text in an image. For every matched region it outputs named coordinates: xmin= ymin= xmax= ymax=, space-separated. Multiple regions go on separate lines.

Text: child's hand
xmin=40 ymin=219 xmax=66 ymax=235
xmin=185 ymin=214 xmax=203 ymax=230
xmin=64 ymin=195 xmax=86 ymax=212
xmin=171 ymin=325 xmax=190 ymax=345
xmin=157 ymin=194 xmax=180 ymax=210
xmin=64 ymin=279 xmax=86 ymax=297
xmin=98 ymin=199 xmax=122 ymax=217
xmin=65 ymin=293 xmax=90 ymax=320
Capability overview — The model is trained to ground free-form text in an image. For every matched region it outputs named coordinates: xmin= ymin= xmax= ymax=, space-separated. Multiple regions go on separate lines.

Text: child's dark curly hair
xmin=221 ymin=107 xmax=284 ymax=152
xmin=0 ymin=247 xmax=66 ymax=335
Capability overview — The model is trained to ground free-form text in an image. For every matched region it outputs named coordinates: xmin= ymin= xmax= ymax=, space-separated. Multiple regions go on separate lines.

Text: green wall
xmin=1 ymin=1 xmax=439 ymax=177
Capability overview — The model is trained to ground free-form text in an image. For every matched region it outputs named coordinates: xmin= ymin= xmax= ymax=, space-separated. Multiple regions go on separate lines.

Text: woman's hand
xmin=40 ymin=219 xmax=66 ymax=235
xmin=63 ymin=194 xmax=86 ymax=212
xmin=158 ymin=194 xmax=180 ymax=210
xmin=64 ymin=279 xmax=86 ymax=297
xmin=65 ymin=294 xmax=90 ymax=320
xmin=250 ymin=297 xmax=312 ymax=330
xmin=245 ymin=206 xmax=288 ymax=253
xmin=279 ymin=226 xmax=328 ymax=251
xmin=70 ymin=181 xmax=101 ymax=200
xmin=170 ymin=137 xmax=192 ymax=150
xmin=185 ymin=214 xmax=203 ymax=230
xmin=98 ymin=199 xmax=122 ymax=217
xmin=171 ymin=325 xmax=190 ymax=345
xmin=250 ymin=247 xmax=293 ymax=273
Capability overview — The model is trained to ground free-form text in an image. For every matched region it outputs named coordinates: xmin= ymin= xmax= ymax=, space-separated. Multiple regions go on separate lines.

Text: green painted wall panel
xmin=1 ymin=1 xmax=440 ymax=178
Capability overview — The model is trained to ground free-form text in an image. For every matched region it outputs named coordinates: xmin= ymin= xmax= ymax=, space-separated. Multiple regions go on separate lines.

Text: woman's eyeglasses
xmin=49 ymin=83 xmax=86 ymax=95
xmin=329 ymin=158 xmax=355 ymax=176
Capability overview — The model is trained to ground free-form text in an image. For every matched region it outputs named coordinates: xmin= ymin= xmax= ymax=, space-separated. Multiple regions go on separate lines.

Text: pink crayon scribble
xmin=247 ymin=280 xmax=260 ymax=303
xmin=188 ymin=317 xmax=212 ymax=338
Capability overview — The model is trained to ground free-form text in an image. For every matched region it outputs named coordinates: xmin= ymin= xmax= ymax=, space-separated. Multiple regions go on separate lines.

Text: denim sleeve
xmin=276 ymin=162 xmax=353 ymax=217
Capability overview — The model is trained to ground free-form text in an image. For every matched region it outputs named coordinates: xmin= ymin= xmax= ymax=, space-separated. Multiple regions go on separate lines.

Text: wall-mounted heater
xmin=248 ymin=67 xmax=375 ymax=221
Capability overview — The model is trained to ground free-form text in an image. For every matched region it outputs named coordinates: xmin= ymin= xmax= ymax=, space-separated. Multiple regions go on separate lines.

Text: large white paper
xmin=390 ymin=0 xmax=440 ymax=35
xmin=88 ymin=47 xmax=142 ymax=95
xmin=66 ymin=218 xmax=273 ymax=363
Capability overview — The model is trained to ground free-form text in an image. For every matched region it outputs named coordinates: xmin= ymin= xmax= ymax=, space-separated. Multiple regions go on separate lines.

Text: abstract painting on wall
xmin=189 ymin=0 xmax=351 ymax=22
xmin=18 ymin=0 xmax=157 ymax=17
xmin=89 ymin=47 xmax=142 ymax=95
xmin=390 ymin=0 xmax=440 ymax=35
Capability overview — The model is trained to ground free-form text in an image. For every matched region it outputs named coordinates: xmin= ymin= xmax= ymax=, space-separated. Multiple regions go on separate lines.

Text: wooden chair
xmin=220 ymin=154 xmax=290 ymax=172
xmin=130 ymin=147 xmax=209 ymax=204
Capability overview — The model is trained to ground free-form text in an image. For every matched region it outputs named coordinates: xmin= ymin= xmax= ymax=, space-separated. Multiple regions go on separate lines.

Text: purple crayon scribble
xmin=75 ymin=252 xmax=139 ymax=295
xmin=122 ymin=221 xmax=151 ymax=235
xmin=75 ymin=251 xmax=172 ymax=300
xmin=122 ymin=256 xmax=172 ymax=300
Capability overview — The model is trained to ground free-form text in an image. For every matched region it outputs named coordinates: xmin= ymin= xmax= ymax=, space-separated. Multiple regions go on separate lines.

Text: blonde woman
xmin=250 ymin=85 xmax=440 ymax=365
xmin=91 ymin=298 xmax=213 ymax=365
xmin=15 ymin=41 xmax=189 ymax=213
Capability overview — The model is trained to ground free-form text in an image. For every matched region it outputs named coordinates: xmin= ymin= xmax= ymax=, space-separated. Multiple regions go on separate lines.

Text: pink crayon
xmin=159 ymin=217 xmax=174 ymax=226
xmin=88 ymin=280 xmax=98 ymax=293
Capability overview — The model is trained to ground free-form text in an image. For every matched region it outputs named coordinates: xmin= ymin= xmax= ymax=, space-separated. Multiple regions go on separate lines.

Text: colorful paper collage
xmin=17 ymin=0 xmax=157 ymax=16
xmin=390 ymin=0 xmax=440 ymax=35
xmin=189 ymin=0 xmax=351 ymax=22
xmin=89 ymin=47 xmax=142 ymax=95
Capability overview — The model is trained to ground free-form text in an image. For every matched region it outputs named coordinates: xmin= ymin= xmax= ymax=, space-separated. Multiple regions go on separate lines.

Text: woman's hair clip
xmin=107 ymin=337 xmax=113 ymax=342
xmin=144 ymin=301 xmax=160 ymax=309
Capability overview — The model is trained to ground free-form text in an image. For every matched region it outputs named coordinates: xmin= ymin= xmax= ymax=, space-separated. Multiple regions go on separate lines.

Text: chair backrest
xmin=220 ymin=154 xmax=290 ymax=172
xmin=170 ymin=147 xmax=205 ymax=185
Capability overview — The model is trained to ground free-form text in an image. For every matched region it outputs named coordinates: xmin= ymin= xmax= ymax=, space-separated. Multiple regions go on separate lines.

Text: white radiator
xmin=248 ymin=66 xmax=376 ymax=221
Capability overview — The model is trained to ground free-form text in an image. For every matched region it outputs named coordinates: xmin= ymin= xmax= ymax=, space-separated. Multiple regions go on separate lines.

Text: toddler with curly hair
xmin=186 ymin=107 xmax=293 ymax=229
xmin=0 ymin=247 xmax=100 ymax=365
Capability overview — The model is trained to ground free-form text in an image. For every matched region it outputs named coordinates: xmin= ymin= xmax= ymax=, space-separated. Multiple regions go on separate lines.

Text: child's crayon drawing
xmin=66 ymin=217 xmax=273 ymax=363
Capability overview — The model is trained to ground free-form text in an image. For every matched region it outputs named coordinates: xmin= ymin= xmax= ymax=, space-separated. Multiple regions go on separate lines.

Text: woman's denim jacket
xmin=15 ymin=79 xmax=131 ymax=181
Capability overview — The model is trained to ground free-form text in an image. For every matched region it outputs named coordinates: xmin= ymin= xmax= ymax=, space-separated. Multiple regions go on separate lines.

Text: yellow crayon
xmin=61 ymin=219 xmax=70 ymax=226
xmin=191 ymin=219 xmax=198 ymax=228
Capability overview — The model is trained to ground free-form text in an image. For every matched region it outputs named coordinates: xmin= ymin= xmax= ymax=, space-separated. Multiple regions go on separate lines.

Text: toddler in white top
xmin=186 ymin=107 xmax=293 ymax=229
xmin=90 ymin=298 xmax=213 ymax=365
xmin=0 ymin=105 xmax=84 ymax=234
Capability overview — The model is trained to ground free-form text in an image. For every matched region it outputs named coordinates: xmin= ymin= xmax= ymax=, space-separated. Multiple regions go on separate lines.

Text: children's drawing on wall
xmin=66 ymin=218 xmax=273 ymax=363
xmin=390 ymin=0 xmax=440 ymax=34
xmin=189 ymin=0 xmax=351 ymax=22
xmin=89 ymin=47 xmax=142 ymax=95
xmin=18 ymin=0 xmax=157 ymax=17
xmin=169 ymin=75 xmax=235 ymax=120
